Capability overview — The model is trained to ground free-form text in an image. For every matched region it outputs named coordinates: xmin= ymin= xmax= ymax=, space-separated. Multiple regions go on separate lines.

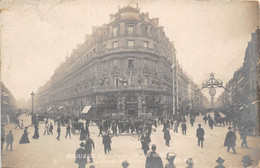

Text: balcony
xmin=92 ymin=85 xmax=171 ymax=94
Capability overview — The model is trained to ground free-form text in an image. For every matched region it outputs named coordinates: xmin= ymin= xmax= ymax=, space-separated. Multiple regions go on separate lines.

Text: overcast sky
xmin=1 ymin=0 xmax=259 ymax=101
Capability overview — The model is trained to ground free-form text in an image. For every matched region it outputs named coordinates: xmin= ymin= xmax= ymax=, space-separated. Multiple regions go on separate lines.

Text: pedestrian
xmin=145 ymin=144 xmax=163 ymax=168
xmin=85 ymin=122 xmax=90 ymax=138
xmin=19 ymin=127 xmax=30 ymax=144
xmin=85 ymin=135 xmax=95 ymax=163
xmin=173 ymin=121 xmax=179 ymax=133
xmin=209 ymin=118 xmax=214 ymax=130
xmin=32 ymin=124 xmax=39 ymax=139
xmin=49 ymin=123 xmax=53 ymax=135
xmin=190 ymin=117 xmax=195 ymax=127
xmin=215 ymin=157 xmax=225 ymax=168
xmin=80 ymin=123 xmax=86 ymax=141
xmin=98 ymin=124 xmax=103 ymax=137
xmin=186 ymin=158 xmax=193 ymax=168
xmin=112 ymin=123 xmax=118 ymax=137
xmin=224 ymin=127 xmax=237 ymax=154
xmin=1 ymin=124 xmax=5 ymax=154
xmin=164 ymin=128 xmax=171 ymax=147
xmin=75 ymin=142 xmax=87 ymax=168
xmin=65 ymin=124 xmax=71 ymax=139
xmin=165 ymin=152 xmax=176 ymax=168
xmin=102 ymin=132 xmax=111 ymax=154
xmin=6 ymin=130 xmax=14 ymax=151
xmin=56 ymin=124 xmax=61 ymax=140
xmin=44 ymin=121 xmax=50 ymax=135
xmin=241 ymin=155 xmax=253 ymax=168
xmin=15 ymin=118 xmax=20 ymax=129
xmin=196 ymin=124 xmax=204 ymax=148
xmin=181 ymin=122 xmax=187 ymax=135
xmin=240 ymin=128 xmax=248 ymax=148
xmin=122 ymin=160 xmax=129 ymax=168
xmin=21 ymin=120 xmax=24 ymax=129
xmin=141 ymin=133 xmax=149 ymax=155
xmin=203 ymin=115 xmax=208 ymax=124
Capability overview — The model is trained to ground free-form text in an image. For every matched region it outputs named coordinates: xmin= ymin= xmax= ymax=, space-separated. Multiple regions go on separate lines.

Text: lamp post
xmin=31 ymin=91 xmax=35 ymax=125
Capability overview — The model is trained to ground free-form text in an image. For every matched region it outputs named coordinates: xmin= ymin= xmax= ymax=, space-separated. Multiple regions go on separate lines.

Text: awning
xmin=82 ymin=106 xmax=92 ymax=114
xmin=59 ymin=106 xmax=64 ymax=109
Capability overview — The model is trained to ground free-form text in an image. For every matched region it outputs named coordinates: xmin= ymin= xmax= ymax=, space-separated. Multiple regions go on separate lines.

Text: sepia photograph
xmin=1 ymin=0 xmax=259 ymax=167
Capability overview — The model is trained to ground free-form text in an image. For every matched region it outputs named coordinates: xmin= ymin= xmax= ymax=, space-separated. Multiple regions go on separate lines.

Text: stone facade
xmin=35 ymin=6 xmax=175 ymax=117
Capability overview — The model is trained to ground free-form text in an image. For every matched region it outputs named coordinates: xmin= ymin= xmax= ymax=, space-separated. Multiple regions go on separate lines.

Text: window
xmin=113 ymin=41 xmax=118 ymax=48
xmin=128 ymin=26 xmax=134 ymax=35
xmin=113 ymin=59 xmax=118 ymax=67
xmin=144 ymin=41 xmax=148 ymax=48
xmin=128 ymin=59 xmax=134 ymax=69
xmin=128 ymin=40 xmax=134 ymax=47
xmin=144 ymin=26 xmax=148 ymax=36
xmin=113 ymin=27 xmax=118 ymax=37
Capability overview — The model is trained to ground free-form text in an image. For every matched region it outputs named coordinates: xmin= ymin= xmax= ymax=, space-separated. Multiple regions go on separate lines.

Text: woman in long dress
xmin=79 ymin=123 xmax=86 ymax=141
xmin=19 ymin=127 xmax=30 ymax=144
xmin=32 ymin=124 xmax=39 ymax=139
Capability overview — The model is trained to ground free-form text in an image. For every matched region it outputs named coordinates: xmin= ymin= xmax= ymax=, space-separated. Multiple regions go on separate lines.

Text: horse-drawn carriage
xmin=71 ymin=122 xmax=82 ymax=134
xmin=214 ymin=112 xmax=226 ymax=126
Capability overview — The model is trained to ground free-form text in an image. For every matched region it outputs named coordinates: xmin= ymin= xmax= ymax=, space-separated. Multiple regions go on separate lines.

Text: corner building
xmin=36 ymin=6 xmax=175 ymax=117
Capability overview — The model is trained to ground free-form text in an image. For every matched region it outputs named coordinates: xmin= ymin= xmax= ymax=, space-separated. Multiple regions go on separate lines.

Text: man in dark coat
xmin=56 ymin=124 xmax=61 ymax=140
xmin=85 ymin=135 xmax=95 ymax=163
xmin=181 ymin=122 xmax=187 ymax=135
xmin=208 ymin=118 xmax=214 ymax=130
xmin=75 ymin=142 xmax=87 ymax=168
xmin=164 ymin=128 xmax=171 ymax=146
xmin=145 ymin=144 xmax=163 ymax=168
xmin=65 ymin=124 xmax=71 ymax=139
xmin=224 ymin=127 xmax=237 ymax=154
xmin=196 ymin=124 xmax=205 ymax=148
xmin=102 ymin=133 xmax=111 ymax=154
xmin=6 ymin=130 xmax=14 ymax=151
xmin=49 ymin=123 xmax=53 ymax=135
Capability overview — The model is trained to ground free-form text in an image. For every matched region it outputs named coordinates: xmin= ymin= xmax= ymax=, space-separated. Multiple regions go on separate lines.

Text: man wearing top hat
xmin=85 ymin=135 xmax=95 ymax=163
xmin=75 ymin=142 xmax=87 ymax=168
xmin=145 ymin=144 xmax=163 ymax=168
xmin=186 ymin=158 xmax=193 ymax=168
xmin=215 ymin=157 xmax=225 ymax=168
xmin=165 ymin=152 xmax=176 ymax=168
xmin=224 ymin=127 xmax=237 ymax=154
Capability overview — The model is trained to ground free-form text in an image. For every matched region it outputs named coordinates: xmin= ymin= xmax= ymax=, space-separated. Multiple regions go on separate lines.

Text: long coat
xmin=103 ymin=135 xmax=111 ymax=146
xmin=75 ymin=147 xmax=87 ymax=166
xmin=164 ymin=129 xmax=171 ymax=141
xmin=85 ymin=138 xmax=95 ymax=154
xmin=145 ymin=151 xmax=164 ymax=168
xmin=196 ymin=128 xmax=205 ymax=140
xmin=224 ymin=131 xmax=236 ymax=147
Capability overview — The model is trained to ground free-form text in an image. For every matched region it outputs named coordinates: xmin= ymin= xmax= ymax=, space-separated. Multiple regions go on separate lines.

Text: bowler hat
xmin=216 ymin=157 xmax=225 ymax=163
xmin=241 ymin=155 xmax=253 ymax=163
xmin=122 ymin=160 xmax=129 ymax=167
xmin=186 ymin=158 xmax=193 ymax=165
xmin=166 ymin=152 xmax=176 ymax=160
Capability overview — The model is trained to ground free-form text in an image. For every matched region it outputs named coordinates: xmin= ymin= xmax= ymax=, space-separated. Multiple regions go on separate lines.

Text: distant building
xmin=35 ymin=6 xmax=207 ymax=117
xmin=217 ymin=27 xmax=260 ymax=113
xmin=1 ymin=82 xmax=17 ymax=114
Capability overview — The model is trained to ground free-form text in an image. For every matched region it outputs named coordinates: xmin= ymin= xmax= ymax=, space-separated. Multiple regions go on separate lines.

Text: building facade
xmin=35 ymin=6 xmax=175 ymax=117
xmin=216 ymin=27 xmax=259 ymax=114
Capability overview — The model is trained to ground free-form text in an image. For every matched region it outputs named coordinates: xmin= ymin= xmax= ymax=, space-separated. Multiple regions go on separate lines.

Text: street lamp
xmin=31 ymin=91 xmax=35 ymax=125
